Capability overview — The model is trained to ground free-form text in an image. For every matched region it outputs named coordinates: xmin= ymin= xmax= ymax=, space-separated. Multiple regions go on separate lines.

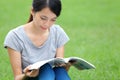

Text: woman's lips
xmin=40 ymin=26 xmax=47 ymax=30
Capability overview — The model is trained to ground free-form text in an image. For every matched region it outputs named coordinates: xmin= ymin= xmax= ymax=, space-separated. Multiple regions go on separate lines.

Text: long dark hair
xmin=28 ymin=0 xmax=62 ymax=23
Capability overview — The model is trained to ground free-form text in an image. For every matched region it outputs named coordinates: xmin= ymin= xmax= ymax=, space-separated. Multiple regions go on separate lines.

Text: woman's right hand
xmin=23 ymin=65 xmax=39 ymax=77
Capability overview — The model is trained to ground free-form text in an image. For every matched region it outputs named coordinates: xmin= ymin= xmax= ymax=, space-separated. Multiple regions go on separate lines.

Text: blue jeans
xmin=28 ymin=63 xmax=71 ymax=80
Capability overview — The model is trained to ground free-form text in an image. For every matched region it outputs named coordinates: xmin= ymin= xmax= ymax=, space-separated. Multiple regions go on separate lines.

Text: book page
xmin=29 ymin=59 xmax=53 ymax=70
xmin=64 ymin=57 xmax=95 ymax=70
xmin=29 ymin=57 xmax=95 ymax=70
xmin=29 ymin=58 xmax=66 ymax=70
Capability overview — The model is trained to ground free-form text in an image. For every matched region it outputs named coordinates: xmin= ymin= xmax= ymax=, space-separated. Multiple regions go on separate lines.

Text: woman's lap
xmin=28 ymin=63 xmax=70 ymax=80
xmin=53 ymin=67 xmax=71 ymax=80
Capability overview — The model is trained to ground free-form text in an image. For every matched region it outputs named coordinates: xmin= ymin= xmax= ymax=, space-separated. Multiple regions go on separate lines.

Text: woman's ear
xmin=31 ymin=7 xmax=35 ymax=17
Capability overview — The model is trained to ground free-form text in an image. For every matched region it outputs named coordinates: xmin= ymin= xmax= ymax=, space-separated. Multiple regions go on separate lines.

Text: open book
xmin=29 ymin=57 xmax=95 ymax=70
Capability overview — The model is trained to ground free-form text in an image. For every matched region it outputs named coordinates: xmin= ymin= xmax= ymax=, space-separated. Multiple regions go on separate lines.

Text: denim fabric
xmin=28 ymin=63 xmax=70 ymax=80
xmin=54 ymin=67 xmax=71 ymax=80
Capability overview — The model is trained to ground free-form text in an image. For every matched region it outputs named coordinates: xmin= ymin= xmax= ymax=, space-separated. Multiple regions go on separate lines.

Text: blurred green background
xmin=0 ymin=0 xmax=120 ymax=80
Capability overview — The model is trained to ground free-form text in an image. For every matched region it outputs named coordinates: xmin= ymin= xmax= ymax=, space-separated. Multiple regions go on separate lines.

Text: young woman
xmin=4 ymin=0 xmax=71 ymax=80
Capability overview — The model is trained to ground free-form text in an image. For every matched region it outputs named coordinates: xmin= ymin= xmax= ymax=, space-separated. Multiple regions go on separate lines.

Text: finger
xmin=31 ymin=69 xmax=39 ymax=74
xmin=29 ymin=69 xmax=39 ymax=77
xmin=23 ymin=65 xmax=31 ymax=73
xmin=60 ymin=63 xmax=66 ymax=67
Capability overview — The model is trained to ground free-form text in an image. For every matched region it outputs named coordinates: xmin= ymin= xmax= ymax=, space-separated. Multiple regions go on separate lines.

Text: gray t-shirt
xmin=4 ymin=24 xmax=70 ymax=70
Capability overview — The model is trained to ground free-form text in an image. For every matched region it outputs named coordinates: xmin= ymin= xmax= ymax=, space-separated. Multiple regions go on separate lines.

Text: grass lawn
xmin=0 ymin=0 xmax=120 ymax=80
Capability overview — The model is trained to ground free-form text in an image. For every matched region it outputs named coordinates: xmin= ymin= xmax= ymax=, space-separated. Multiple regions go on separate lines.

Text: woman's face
xmin=32 ymin=7 xmax=57 ymax=31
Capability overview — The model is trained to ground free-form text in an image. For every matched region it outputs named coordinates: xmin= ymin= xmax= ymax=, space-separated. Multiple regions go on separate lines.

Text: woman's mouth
xmin=40 ymin=26 xmax=47 ymax=30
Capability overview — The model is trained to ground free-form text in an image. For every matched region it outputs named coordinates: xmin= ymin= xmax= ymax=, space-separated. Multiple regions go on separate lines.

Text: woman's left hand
xmin=23 ymin=66 xmax=39 ymax=77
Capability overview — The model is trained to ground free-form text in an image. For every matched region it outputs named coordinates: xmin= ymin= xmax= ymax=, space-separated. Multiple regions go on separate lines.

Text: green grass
xmin=0 ymin=0 xmax=120 ymax=80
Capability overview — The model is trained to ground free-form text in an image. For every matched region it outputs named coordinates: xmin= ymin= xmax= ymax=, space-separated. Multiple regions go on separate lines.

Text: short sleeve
xmin=4 ymin=30 xmax=22 ymax=52
xmin=55 ymin=25 xmax=70 ymax=48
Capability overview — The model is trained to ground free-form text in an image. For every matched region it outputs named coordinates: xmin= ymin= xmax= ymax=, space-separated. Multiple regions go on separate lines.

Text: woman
xmin=4 ymin=0 xmax=71 ymax=80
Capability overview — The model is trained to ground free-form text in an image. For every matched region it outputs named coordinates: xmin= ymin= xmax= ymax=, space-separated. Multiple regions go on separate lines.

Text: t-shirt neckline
xmin=21 ymin=26 xmax=51 ymax=48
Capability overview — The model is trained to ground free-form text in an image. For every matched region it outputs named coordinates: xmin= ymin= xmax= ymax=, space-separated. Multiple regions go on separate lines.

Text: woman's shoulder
xmin=50 ymin=24 xmax=65 ymax=32
xmin=11 ymin=25 xmax=23 ymax=32
xmin=6 ymin=25 xmax=24 ymax=37
xmin=8 ymin=25 xmax=23 ymax=33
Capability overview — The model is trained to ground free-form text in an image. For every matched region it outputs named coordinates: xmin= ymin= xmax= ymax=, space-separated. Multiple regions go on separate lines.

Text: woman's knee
xmin=38 ymin=63 xmax=55 ymax=80
xmin=54 ymin=67 xmax=71 ymax=80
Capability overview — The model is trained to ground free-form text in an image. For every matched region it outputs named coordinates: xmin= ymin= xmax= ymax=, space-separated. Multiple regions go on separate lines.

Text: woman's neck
xmin=25 ymin=22 xmax=49 ymax=36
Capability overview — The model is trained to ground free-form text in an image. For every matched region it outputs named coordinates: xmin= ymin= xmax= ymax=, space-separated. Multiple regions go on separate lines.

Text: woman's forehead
xmin=37 ymin=7 xmax=57 ymax=18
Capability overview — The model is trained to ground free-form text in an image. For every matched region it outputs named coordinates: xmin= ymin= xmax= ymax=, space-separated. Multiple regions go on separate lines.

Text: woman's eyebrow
xmin=52 ymin=17 xmax=57 ymax=20
xmin=40 ymin=15 xmax=48 ymax=18
xmin=40 ymin=15 xmax=57 ymax=19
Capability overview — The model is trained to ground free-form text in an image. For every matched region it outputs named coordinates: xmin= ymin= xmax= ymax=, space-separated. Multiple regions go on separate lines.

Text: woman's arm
xmin=56 ymin=46 xmax=64 ymax=58
xmin=7 ymin=47 xmax=39 ymax=80
xmin=7 ymin=47 xmax=27 ymax=80
xmin=56 ymin=46 xmax=71 ymax=71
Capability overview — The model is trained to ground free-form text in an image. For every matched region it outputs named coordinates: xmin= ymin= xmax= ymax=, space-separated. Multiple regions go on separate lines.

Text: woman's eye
xmin=40 ymin=17 xmax=47 ymax=20
xmin=51 ymin=19 xmax=56 ymax=22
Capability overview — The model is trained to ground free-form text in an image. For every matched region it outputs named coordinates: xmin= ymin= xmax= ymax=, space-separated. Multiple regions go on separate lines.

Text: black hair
xmin=28 ymin=0 xmax=61 ymax=22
